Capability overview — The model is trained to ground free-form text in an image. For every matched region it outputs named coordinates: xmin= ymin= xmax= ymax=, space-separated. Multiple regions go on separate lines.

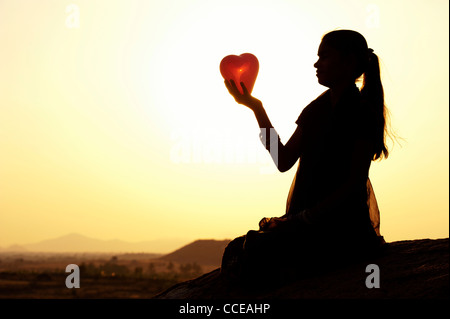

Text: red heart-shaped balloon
xmin=220 ymin=53 xmax=259 ymax=94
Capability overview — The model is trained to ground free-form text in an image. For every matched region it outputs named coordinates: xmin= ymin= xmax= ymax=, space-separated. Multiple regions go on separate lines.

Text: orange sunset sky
xmin=0 ymin=0 xmax=448 ymax=252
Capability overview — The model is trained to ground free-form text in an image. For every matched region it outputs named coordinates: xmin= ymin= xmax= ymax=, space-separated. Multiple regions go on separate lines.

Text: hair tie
xmin=367 ymin=48 xmax=374 ymax=62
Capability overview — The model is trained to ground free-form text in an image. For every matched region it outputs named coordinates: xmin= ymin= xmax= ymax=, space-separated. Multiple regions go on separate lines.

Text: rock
xmin=153 ymin=238 xmax=449 ymax=299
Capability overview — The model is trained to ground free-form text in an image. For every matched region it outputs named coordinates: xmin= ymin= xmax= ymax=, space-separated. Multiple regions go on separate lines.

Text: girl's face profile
xmin=314 ymin=40 xmax=354 ymax=88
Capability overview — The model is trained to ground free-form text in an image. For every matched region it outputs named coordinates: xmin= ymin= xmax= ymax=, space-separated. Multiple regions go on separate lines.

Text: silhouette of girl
xmin=221 ymin=30 xmax=390 ymax=284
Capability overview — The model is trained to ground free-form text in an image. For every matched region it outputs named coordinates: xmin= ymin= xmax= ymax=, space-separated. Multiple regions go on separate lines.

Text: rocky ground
xmin=154 ymin=238 xmax=449 ymax=299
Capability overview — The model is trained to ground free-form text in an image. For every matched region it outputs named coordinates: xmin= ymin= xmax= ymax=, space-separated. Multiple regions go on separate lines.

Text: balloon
xmin=220 ymin=53 xmax=259 ymax=94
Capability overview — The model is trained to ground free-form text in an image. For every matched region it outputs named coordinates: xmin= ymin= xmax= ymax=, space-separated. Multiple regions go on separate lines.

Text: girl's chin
xmin=317 ymin=77 xmax=331 ymax=88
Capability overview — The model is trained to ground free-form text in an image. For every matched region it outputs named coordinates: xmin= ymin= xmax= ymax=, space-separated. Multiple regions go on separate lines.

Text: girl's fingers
xmin=240 ymin=82 xmax=249 ymax=96
xmin=226 ymin=79 xmax=247 ymax=101
xmin=225 ymin=80 xmax=239 ymax=96
xmin=224 ymin=80 xmax=233 ymax=92
xmin=230 ymin=79 xmax=240 ymax=93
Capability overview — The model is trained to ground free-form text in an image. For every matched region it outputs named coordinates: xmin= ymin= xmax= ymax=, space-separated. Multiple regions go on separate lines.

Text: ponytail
xmin=322 ymin=30 xmax=394 ymax=161
xmin=361 ymin=52 xmax=389 ymax=160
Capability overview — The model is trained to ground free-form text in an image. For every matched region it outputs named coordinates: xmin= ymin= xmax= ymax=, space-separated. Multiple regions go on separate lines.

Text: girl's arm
xmin=225 ymin=80 xmax=302 ymax=172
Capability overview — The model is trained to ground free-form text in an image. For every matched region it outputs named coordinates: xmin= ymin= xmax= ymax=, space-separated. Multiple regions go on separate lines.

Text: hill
xmin=159 ymin=239 xmax=231 ymax=266
xmin=154 ymin=238 xmax=449 ymax=299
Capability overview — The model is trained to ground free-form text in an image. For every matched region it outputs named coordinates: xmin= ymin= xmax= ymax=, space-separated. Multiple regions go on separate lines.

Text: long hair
xmin=322 ymin=30 xmax=390 ymax=160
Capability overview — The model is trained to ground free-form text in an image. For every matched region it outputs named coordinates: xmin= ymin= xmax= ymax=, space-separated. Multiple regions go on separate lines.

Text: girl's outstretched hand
xmin=224 ymin=79 xmax=263 ymax=113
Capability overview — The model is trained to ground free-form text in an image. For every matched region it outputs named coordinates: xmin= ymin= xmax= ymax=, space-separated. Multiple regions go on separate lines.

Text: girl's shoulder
xmin=307 ymin=89 xmax=331 ymax=111
xmin=295 ymin=89 xmax=330 ymax=124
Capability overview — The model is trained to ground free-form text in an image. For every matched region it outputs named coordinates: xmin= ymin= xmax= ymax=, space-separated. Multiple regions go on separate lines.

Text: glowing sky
xmin=0 ymin=0 xmax=448 ymax=251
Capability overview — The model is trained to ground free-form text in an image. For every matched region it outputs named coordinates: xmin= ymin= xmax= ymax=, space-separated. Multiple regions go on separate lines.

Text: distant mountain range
xmin=0 ymin=233 xmax=198 ymax=254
